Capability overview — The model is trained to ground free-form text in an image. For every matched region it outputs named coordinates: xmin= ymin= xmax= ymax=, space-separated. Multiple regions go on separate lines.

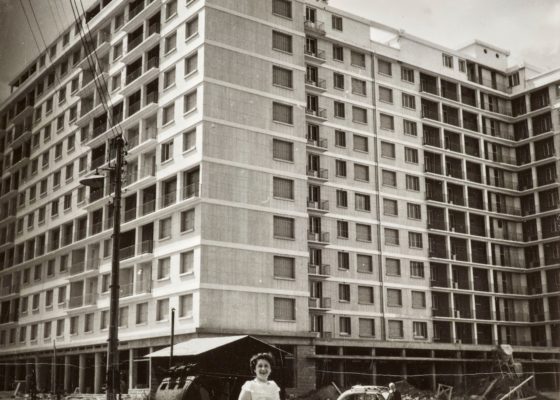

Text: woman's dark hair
xmin=249 ymin=352 xmax=275 ymax=374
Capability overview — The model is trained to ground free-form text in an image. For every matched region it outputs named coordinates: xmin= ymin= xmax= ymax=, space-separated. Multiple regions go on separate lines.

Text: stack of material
xmin=394 ymin=380 xmax=437 ymax=400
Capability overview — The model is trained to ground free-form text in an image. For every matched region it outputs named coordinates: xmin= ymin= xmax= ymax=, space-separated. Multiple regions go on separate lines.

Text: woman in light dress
xmin=238 ymin=353 xmax=281 ymax=400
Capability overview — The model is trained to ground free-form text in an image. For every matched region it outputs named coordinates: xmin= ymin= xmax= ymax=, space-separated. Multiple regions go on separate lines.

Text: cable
xmin=18 ymin=0 xmax=41 ymax=52
xmin=72 ymin=0 xmax=124 ymax=142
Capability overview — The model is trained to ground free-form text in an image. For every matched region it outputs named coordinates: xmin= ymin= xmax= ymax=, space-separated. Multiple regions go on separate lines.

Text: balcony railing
xmin=307 ymin=168 xmax=328 ymax=180
xmin=304 ymin=46 xmax=326 ymax=60
xmin=139 ymin=240 xmax=154 ymax=254
xmin=307 ymin=199 xmax=329 ymax=211
xmin=307 ymin=137 xmax=328 ymax=149
xmin=304 ymin=20 xmax=326 ymax=35
xmin=305 ymin=77 xmax=326 ymax=90
xmin=306 ymin=107 xmax=327 ymax=119
xmin=119 ymin=244 xmax=136 ymax=260
xmin=307 ymin=231 xmax=330 ymax=243
xmin=182 ymin=183 xmax=199 ymax=200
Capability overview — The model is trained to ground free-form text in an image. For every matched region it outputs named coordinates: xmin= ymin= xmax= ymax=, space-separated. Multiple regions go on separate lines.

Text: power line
xmin=18 ymin=0 xmax=41 ymax=52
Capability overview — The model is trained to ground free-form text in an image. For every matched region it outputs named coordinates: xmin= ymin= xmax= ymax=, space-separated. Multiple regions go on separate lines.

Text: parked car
xmin=337 ymin=385 xmax=390 ymax=400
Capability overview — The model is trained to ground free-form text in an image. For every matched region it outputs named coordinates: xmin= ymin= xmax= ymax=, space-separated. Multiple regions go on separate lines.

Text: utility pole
xmin=80 ymin=134 xmax=125 ymax=400
xmin=169 ymin=308 xmax=175 ymax=370
xmin=108 ymin=135 xmax=124 ymax=400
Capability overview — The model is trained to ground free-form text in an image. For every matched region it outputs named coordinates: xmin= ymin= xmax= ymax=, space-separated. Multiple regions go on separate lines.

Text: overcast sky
xmin=1 ymin=0 xmax=559 ymax=102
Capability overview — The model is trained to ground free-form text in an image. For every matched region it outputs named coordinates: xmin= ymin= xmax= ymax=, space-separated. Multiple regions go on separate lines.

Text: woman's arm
xmin=238 ymin=387 xmax=252 ymax=400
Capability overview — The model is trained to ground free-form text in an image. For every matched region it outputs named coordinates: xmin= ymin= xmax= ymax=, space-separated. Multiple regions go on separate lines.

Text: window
xmin=509 ymin=72 xmax=520 ymax=87
xmin=179 ymin=294 xmax=193 ymax=318
xmin=405 ymin=147 xmax=418 ymax=164
xmin=385 ymin=228 xmax=399 ymax=246
xmin=381 ymin=142 xmax=395 ymax=158
xmin=351 ymin=78 xmax=366 ymax=95
xmin=332 ymin=15 xmax=343 ymax=30
xmin=442 ymin=54 xmax=453 ymax=68
xmin=184 ymin=91 xmax=197 ymax=113
xmin=332 ymin=44 xmax=344 ymax=61
xmin=409 ymin=261 xmax=424 ymax=278
xmin=159 ymin=217 xmax=171 ymax=239
xmin=69 ymin=317 xmax=79 ymax=335
xmin=274 ymin=297 xmax=295 ymax=320
xmin=180 ymin=209 xmax=195 ymax=232
xmin=100 ymin=310 xmax=109 ymax=330
xmin=164 ymin=32 xmax=177 ymax=54
xmin=358 ymin=286 xmax=374 ymax=304
xmin=272 ymin=31 xmax=292 ymax=53
xmin=339 ymin=284 xmax=350 ymax=302
xmin=406 ymin=175 xmax=420 ymax=191
xmin=459 ymin=59 xmax=466 ymax=72
xmin=273 ymin=177 xmax=294 ymax=199
xmin=161 ymin=141 xmax=173 ymax=162
xmin=330 ymin=132 xmax=345 ymax=150
xmin=177 ymin=251 xmax=194 ymax=275
xmin=56 ymin=114 xmax=64 ymax=131
xmin=356 ymin=224 xmax=371 ymax=242
xmin=119 ymin=306 xmax=129 ymax=328
xmin=333 ymin=73 xmax=345 ymax=90
xmin=407 ymin=203 xmax=421 ymax=220
xmin=84 ymin=313 xmax=94 ymax=333
xmin=387 ymin=289 xmax=402 ymax=307
xmin=401 ymin=67 xmax=414 ymax=83
xmin=164 ymin=0 xmax=177 ymax=20
xmin=136 ymin=303 xmax=148 ymax=324
xmin=352 ymin=107 xmax=367 ymax=124
xmin=378 ymin=59 xmax=392 ymax=76
xmin=163 ymin=67 xmax=176 ymax=89
xmin=51 ymin=199 xmax=59 ymax=217
xmin=183 ymin=129 xmax=196 ymax=151
xmin=388 ymin=320 xmax=403 ymax=338
xmin=357 ymin=254 xmax=372 ymax=273
xmin=382 ymin=170 xmax=397 ymax=187
xmin=273 ymin=66 xmax=293 ymax=88
xmin=380 ymin=114 xmax=394 ymax=130
xmin=402 ymin=93 xmax=416 ymax=109
xmin=336 ymin=190 xmax=347 ymax=207
xmin=338 ymin=252 xmax=349 ymax=270
xmin=272 ymin=102 xmax=293 ymax=124
xmin=19 ymin=326 xmax=27 ymax=342
xmin=337 ymin=220 xmax=349 ymax=239
xmin=111 ymin=74 xmax=121 ymax=91
xmin=186 ymin=16 xmax=199 ymax=38
xmin=272 ymin=139 xmax=294 ymax=161
xmin=359 ymin=318 xmax=375 ymax=337
xmin=408 ymin=232 xmax=423 ymax=248
xmin=334 ymin=101 xmax=345 ymax=118
xmin=413 ymin=321 xmax=427 ymax=339
xmin=273 ymin=0 xmax=292 ymax=18
xmin=339 ymin=317 xmax=351 ymax=335
xmin=185 ymin=52 xmax=198 ymax=75
xmin=157 ymin=258 xmax=171 ymax=280
xmin=354 ymin=164 xmax=369 ymax=182
xmin=64 ymin=194 xmax=72 ymax=210
xmin=355 ymin=193 xmax=370 ymax=212
xmin=113 ymin=41 xmax=123 ymax=61
xmin=383 ymin=198 xmax=397 ymax=216
xmin=56 ymin=319 xmax=65 ymax=337
xmin=351 ymin=51 xmax=365 ymax=68
xmin=379 ymin=86 xmax=393 ymax=103
xmin=114 ymin=12 xmax=124 ymax=30
xmin=30 ymin=325 xmax=38 ymax=341
xmin=273 ymin=216 xmax=295 ymax=239
xmin=274 ymin=256 xmax=295 ymax=279
xmin=162 ymin=103 xmax=174 ymax=125
xmin=156 ymin=299 xmax=169 ymax=321
xmin=412 ymin=291 xmax=426 ymax=308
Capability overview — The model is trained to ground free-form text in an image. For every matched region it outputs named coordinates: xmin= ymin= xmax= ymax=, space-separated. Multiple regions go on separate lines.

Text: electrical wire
xmin=18 ymin=0 xmax=42 ymax=53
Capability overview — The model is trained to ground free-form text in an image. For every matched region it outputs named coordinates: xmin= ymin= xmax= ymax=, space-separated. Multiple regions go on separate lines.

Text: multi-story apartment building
xmin=0 ymin=0 xmax=559 ymax=395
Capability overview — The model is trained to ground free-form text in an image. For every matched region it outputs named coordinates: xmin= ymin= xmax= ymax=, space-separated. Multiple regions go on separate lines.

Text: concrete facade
xmin=0 ymin=0 xmax=559 ymax=395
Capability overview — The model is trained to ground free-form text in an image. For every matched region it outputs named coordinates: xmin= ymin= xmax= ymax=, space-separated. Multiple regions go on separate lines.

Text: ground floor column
xmin=63 ymin=355 xmax=71 ymax=393
xmin=295 ymin=345 xmax=315 ymax=394
xmin=94 ymin=352 xmax=103 ymax=394
xmin=78 ymin=354 xmax=86 ymax=393
xmin=371 ymin=349 xmax=376 ymax=386
xmin=34 ymin=356 xmax=42 ymax=392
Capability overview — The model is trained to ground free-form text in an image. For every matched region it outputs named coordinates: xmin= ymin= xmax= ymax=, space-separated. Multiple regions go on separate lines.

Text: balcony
xmin=305 ymin=77 xmax=327 ymax=92
xmin=304 ymin=20 xmax=326 ymax=35
xmin=308 ymin=263 xmax=330 ymax=277
xmin=139 ymin=239 xmax=154 ymax=255
xmin=161 ymin=190 xmax=177 ymax=208
xmin=307 ymin=137 xmax=328 ymax=151
xmin=182 ymin=183 xmax=200 ymax=200
xmin=307 ymin=231 xmax=329 ymax=244
xmin=304 ymin=46 xmax=326 ymax=63
xmin=305 ymin=107 xmax=327 ymax=121
xmin=122 ymin=0 xmax=162 ymax=33
xmin=119 ymin=244 xmax=136 ymax=261
xmin=309 ymin=297 xmax=331 ymax=309
xmin=432 ymin=307 xmax=452 ymax=318
xmin=68 ymin=293 xmax=97 ymax=309
xmin=307 ymin=168 xmax=328 ymax=181
xmin=122 ymin=58 xmax=159 ymax=96
xmin=307 ymin=199 xmax=329 ymax=212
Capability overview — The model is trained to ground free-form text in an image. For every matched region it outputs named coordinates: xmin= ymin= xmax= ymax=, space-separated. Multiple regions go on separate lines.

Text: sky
xmin=1 ymin=0 xmax=560 ymax=102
